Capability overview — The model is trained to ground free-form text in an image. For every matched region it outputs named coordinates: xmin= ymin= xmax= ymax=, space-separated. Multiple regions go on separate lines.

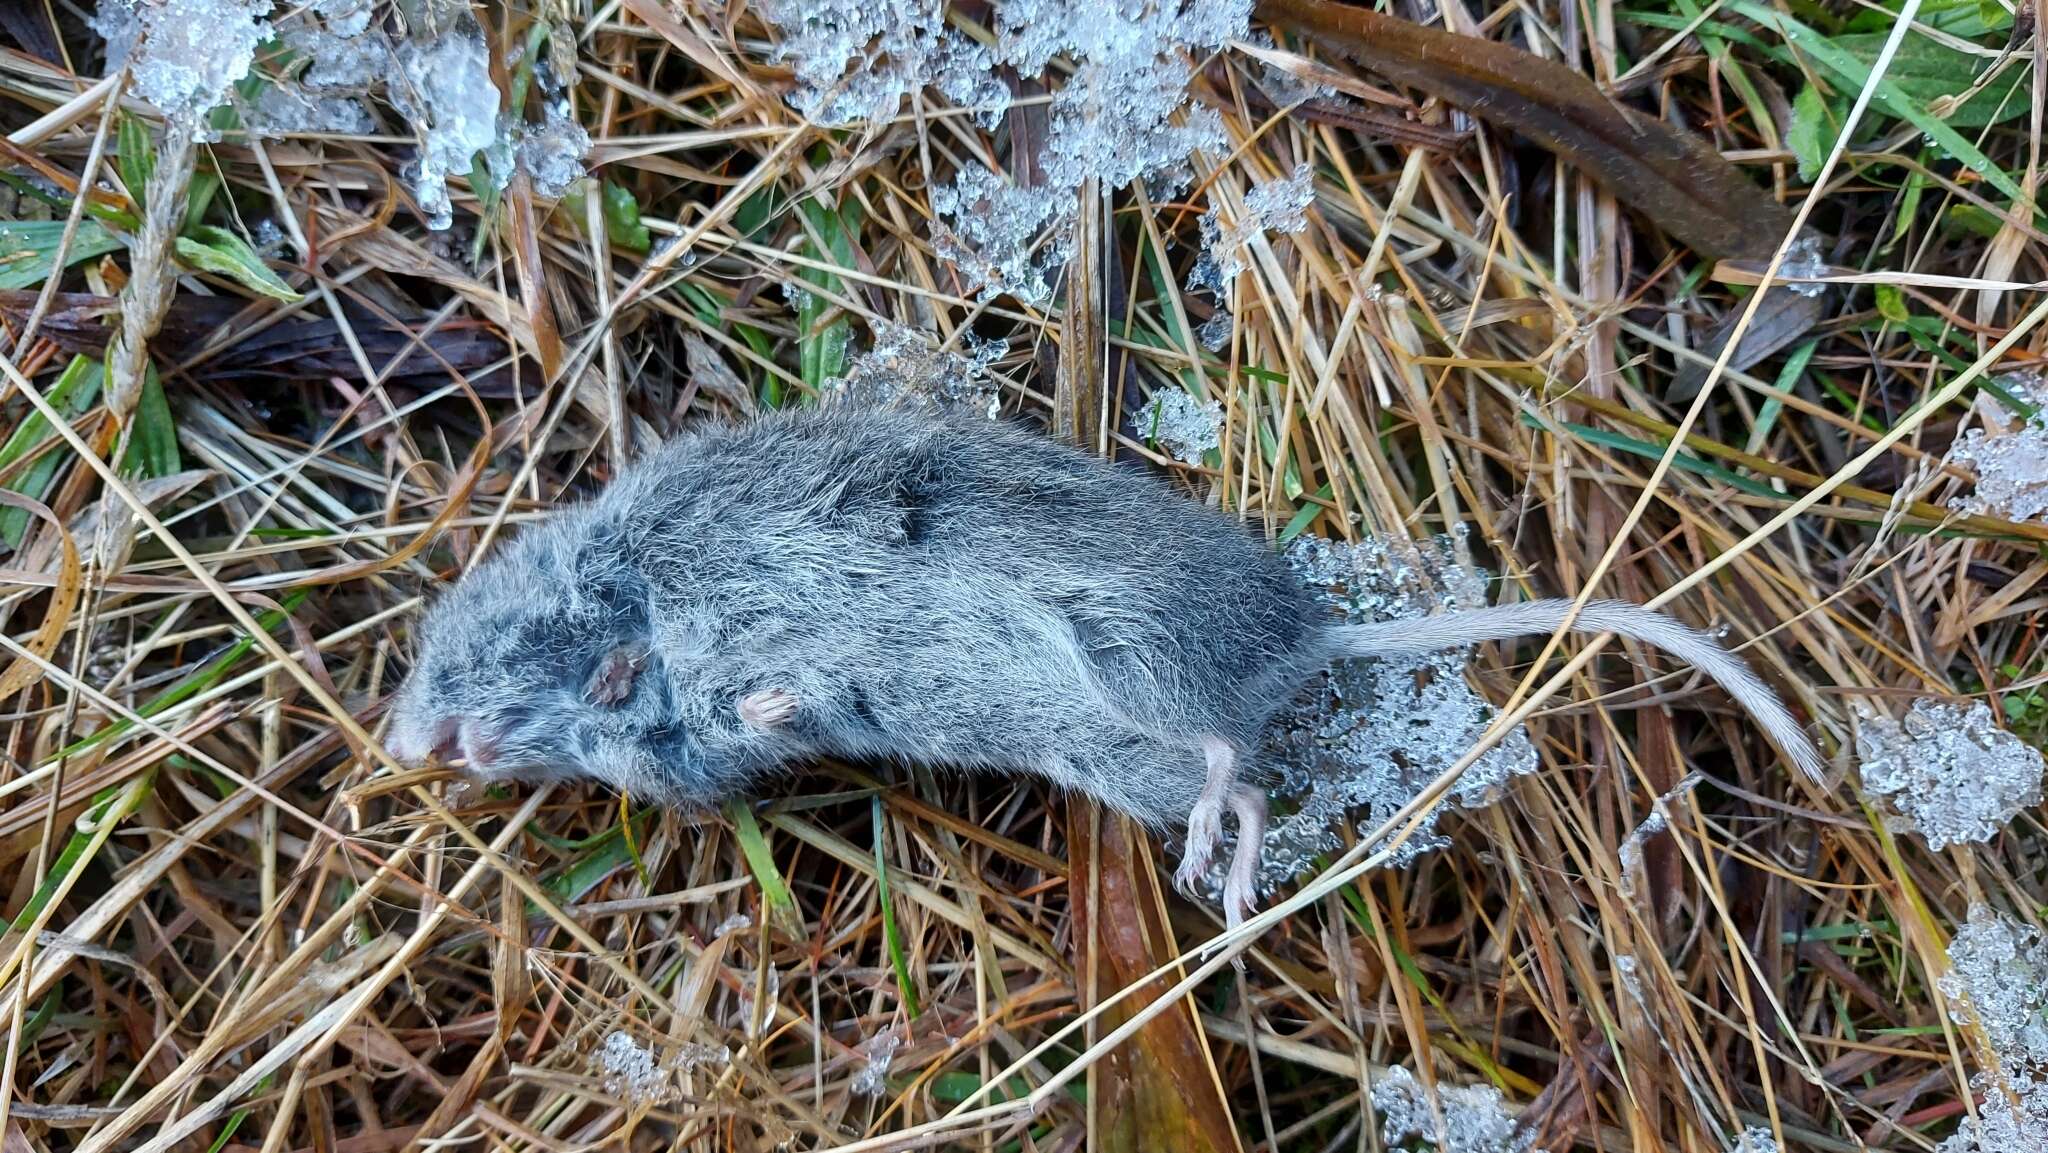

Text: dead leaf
xmin=684 ymin=333 xmax=757 ymax=415
xmin=1066 ymin=799 xmax=1244 ymax=1153
xmin=1670 ymin=288 xmax=1829 ymax=400
xmin=1258 ymin=0 xmax=1799 ymax=261
xmin=0 ymin=489 xmax=79 ymax=701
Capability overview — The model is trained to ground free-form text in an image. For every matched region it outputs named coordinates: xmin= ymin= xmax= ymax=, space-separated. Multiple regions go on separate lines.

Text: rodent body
xmin=387 ymin=406 xmax=1820 ymax=923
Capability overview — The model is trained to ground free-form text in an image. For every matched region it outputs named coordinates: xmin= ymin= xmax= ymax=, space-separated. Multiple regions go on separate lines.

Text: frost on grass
xmin=1948 ymin=372 xmax=2048 ymax=523
xmin=1854 ymin=699 xmax=2044 ymax=851
xmin=1779 ymin=232 xmax=1829 ymax=298
xmin=929 ymin=167 xmax=1074 ymax=306
xmin=1198 ymin=530 xmax=1537 ymax=899
xmin=827 ymin=322 xmax=1006 ymax=415
xmin=1937 ymin=1073 xmax=2048 ymax=1153
xmin=1731 ymin=1127 xmax=1779 ymax=1153
xmin=1371 ymin=1065 xmax=1545 ymax=1153
xmin=762 ymin=0 xmax=1255 ymax=301
xmin=1187 ymin=161 xmax=1316 ymax=291
xmin=593 ymin=1030 xmax=732 ymax=1104
xmin=1934 ymin=905 xmax=2048 ymax=1151
xmin=1131 ymin=389 xmax=1223 ymax=464
xmin=757 ymin=0 xmax=1006 ymax=127
xmin=94 ymin=0 xmax=272 ymax=132
xmin=851 ymin=1031 xmax=903 ymax=1097
xmin=388 ymin=24 xmax=508 ymax=230
xmin=1940 ymin=905 xmax=2048 ymax=1069
xmin=596 ymin=1031 xmax=667 ymax=1103
xmin=245 ymin=0 xmax=379 ymax=135
xmin=516 ymin=103 xmax=593 ymax=199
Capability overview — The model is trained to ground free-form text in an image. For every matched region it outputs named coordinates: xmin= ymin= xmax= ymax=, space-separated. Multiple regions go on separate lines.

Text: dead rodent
xmin=385 ymin=405 xmax=1822 ymax=924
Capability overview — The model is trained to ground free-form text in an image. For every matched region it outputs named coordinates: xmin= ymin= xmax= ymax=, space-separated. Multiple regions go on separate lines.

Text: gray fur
xmin=387 ymin=406 xmax=1822 ymax=848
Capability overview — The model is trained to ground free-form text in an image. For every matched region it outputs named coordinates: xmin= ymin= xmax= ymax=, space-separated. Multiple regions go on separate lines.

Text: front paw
xmin=738 ymin=688 xmax=801 ymax=731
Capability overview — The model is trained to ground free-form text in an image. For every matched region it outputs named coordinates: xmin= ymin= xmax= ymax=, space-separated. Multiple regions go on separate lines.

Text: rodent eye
xmin=585 ymin=644 xmax=647 ymax=707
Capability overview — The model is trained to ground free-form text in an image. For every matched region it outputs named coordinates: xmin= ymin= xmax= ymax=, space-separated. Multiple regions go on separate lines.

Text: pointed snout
xmin=384 ymin=711 xmax=502 ymax=773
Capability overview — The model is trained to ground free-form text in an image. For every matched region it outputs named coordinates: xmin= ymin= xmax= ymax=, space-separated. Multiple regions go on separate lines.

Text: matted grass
xmin=0 ymin=0 xmax=2043 ymax=1150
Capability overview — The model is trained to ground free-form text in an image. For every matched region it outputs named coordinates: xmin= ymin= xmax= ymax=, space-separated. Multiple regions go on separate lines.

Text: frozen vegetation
xmin=1948 ymin=373 xmax=2048 ymax=523
xmin=388 ymin=28 xmax=507 ymax=230
xmin=1187 ymin=161 xmax=1316 ymax=292
xmin=1941 ymin=905 xmax=2048 ymax=1069
xmin=1934 ymin=905 xmax=2048 ymax=1151
xmin=1371 ymin=1064 xmax=1545 ymax=1153
xmin=1854 ymin=699 xmax=2044 ymax=851
xmin=761 ymin=0 xmax=1255 ymax=302
xmin=1131 ymin=389 xmax=1224 ymax=463
xmin=98 ymin=0 xmax=589 ymax=229
xmin=593 ymin=1029 xmax=731 ymax=1105
xmin=851 ymin=1031 xmax=902 ymax=1096
xmin=1937 ymin=1073 xmax=2048 ymax=1153
xmin=94 ymin=0 xmax=272 ymax=132
xmin=828 ymin=322 xmax=1007 ymax=415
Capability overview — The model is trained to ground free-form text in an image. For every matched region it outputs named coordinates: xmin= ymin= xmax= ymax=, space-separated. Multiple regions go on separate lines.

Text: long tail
xmin=1327 ymin=599 xmax=1825 ymax=781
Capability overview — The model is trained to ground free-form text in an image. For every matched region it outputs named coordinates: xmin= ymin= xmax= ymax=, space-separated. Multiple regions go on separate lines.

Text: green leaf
xmin=560 ymin=180 xmax=653 ymax=253
xmin=0 ymin=219 xmax=126 ymax=290
xmin=0 ymin=355 xmax=102 ymax=546
xmin=174 ymin=225 xmax=301 ymax=301
xmin=122 ymin=362 xmax=182 ymax=479
xmin=602 ymin=181 xmax=651 ymax=252
xmin=873 ymin=795 xmax=920 ymax=1017
xmin=726 ymin=799 xmax=802 ymax=936
xmin=118 ymin=113 xmax=154 ymax=212
xmin=1829 ymin=31 xmax=2031 ymax=128
xmin=1727 ymin=0 xmax=2026 ymax=204
xmin=794 ymin=193 xmax=860 ymax=398
xmin=1875 ymin=283 xmax=1912 ymax=323
xmin=183 ymin=167 xmax=222 ymax=234
xmin=1788 ymin=84 xmax=1835 ymax=182
xmin=10 ymin=772 xmax=155 ymax=934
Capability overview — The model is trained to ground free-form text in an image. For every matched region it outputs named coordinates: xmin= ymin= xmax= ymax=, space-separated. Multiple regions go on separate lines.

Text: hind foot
xmin=1221 ymin=784 xmax=1269 ymax=931
xmin=1174 ymin=737 xmax=1240 ymax=894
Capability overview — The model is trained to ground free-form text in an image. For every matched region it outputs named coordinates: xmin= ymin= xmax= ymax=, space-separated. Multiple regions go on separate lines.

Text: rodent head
xmin=383 ymin=512 xmax=716 ymax=801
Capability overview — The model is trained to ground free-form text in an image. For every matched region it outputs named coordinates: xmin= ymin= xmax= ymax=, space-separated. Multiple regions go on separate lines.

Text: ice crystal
xmin=758 ymin=0 xmax=1006 ymax=127
xmin=1731 ymin=1127 xmax=1779 ymax=1153
xmin=593 ymin=1030 xmax=731 ymax=1103
xmin=1197 ymin=530 xmax=1537 ymax=898
xmin=712 ymin=912 xmax=753 ymax=936
xmin=929 ymin=167 xmax=1073 ymax=305
xmin=1197 ymin=310 xmax=1232 ymax=351
xmin=1131 ymin=389 xmax=1223 ymax=463
xmin=95 ymin=0 xmax=272 ymax=132
xmin=1778 ymin=232 xmax=1829 ymax=298
xmin=1937 ymin=1072 xmax=2048 ymax=1153
xmin=388 ymin=24 xmax=507 ymax=230
xmin=516 ymin=106 xmax=592 ymax=199
xmin=1371 ymin=1065 xmax=1545 ymax=1153
xmin=1855 ymin=699 xmax=2044 ymax=850
xmin=1949 ymin=373 xmax=2048 ymax=523
xmin=852 ymin=1031 xmax=903 ymax=1096
xmin=828 ymin=322 xmax=1006 ymax=415
xmin=784 ymin=0 xmax=1254 ymax=302
xmin=241 ymin=0 xmax=381 ymax=136
xmin=1188 ymin=162 xmax=1316 ymax=290
xmin=596 ymin=1030 xmax=667 ymax=1103
xmin=1940 ymin=905 xmax=2048 ymax=1069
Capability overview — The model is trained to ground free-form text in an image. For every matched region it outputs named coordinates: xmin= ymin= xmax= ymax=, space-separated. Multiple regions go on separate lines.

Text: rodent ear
xmin=738 ymin=688 xmax=800 ymax=731
xmin=586 ymin=645 xmax=649 ymax=707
